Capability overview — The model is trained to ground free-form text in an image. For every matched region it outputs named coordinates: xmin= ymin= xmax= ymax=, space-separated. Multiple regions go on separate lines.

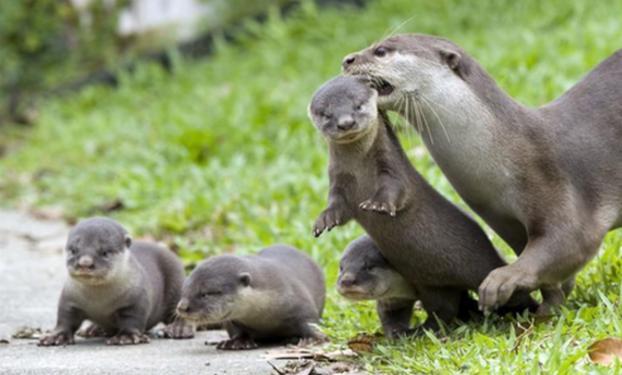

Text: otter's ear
xmin=124 ymin=235 xmax=132 ymax=249
xmin=440 ymin=50 xmax=467 ymax=77
xmin=239 ymin=272 xmax=251 ymax=287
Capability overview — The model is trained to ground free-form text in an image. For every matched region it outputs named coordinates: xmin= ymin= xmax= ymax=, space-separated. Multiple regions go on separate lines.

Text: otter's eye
xmin=366 ymin=265 xmax=375 ymax=271
xmin=355 ymin=104 xmax=363 ymax=111
xmin=100 ymin=250 xmax=109 ymax=257
xmin=67 ymin=247 xmax=78 ymax=255
xmin=374 ymin=47 xmax=388 ymax=57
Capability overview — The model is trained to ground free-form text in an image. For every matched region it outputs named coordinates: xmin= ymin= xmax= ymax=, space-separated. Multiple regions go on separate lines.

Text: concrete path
xmin=0 ymin=211 xmax=277 ymax=375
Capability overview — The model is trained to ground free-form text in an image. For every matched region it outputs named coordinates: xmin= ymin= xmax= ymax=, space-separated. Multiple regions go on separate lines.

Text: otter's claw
xmin=478 ymin=264 xmax=538 ymax=313
xmin=359 ymin=199 xmax=397 ymax=216
xmin=38 ymin=331 xmax=75 ymax=347
xmin=216 ymin=337 xmax=259 ymax=350
xmin=313 ymin=206 xmax=347 ymax=237
xmin=106 ymin=331 xmax=150 ymax=345
xmin=161 ymin=319 xmax=195 ymax=339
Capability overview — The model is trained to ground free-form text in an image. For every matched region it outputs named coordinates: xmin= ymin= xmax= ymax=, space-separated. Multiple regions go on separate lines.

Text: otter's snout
xmin=338 ymin=273 xmax=358 ymax=288
xmin=337 ymin=115 xmax=356 ymax=131
xmin=342 ymin=53 xmax=357 ymax=69
xmin=77 ymin=255 xmax=95 ymax=270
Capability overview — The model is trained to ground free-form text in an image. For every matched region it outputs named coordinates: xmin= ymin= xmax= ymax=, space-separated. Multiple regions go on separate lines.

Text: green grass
xmin=1 ymin=0 xmax=622 ymax=372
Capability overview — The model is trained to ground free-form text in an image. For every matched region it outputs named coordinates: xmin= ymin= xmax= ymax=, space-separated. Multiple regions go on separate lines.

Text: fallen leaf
xmin=347 ymin=333 xmax=380 ymax=354
xmin=589 ymin=337 xmax=622 ymax=366
xmin=12 ymin=326 xmax=43 ymax=339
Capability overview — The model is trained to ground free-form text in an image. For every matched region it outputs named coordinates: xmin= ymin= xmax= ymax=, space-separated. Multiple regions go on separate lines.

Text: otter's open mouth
xmin=374 ymin=78 xmax=394 ymax=96
xmin=353 ymin=74 xmax=394 ymax=96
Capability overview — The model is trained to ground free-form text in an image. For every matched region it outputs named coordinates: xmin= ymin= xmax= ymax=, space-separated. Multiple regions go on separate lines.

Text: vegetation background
xmin=1 ymin=0 xmax=621 ymax=372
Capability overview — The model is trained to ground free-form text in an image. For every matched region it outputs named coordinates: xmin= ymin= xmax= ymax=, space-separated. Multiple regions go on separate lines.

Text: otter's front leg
xmin=314 ymin=173 xmax=354 ymax=237
xmin=39 ymin=297 xmax=84 ymax=346
xmin=360 ymin=171 xmax=407 ymax=216
xmin=217 ymin=322 xmax=258 ymax=350
xmin=106 ymin=304 xmax=150 ymax=345
xmin=478 ymin=221 xmax=606 ymax=313
xmin=376 ymin=298 xmax=416 ymax=339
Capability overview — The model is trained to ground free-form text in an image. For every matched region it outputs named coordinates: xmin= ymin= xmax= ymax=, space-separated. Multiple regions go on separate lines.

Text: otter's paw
xmin=38 ymin=331 xmax=75 ymax=347
xmin=478 ymin=265 xmax=538 ymax=313
xmin=105 ymin=331 xmax=150 ymax=346
xmin=313 ymin=206 xmax=348 ymax=237
xmin=359 ymin=199 xmax=397 ymax=216
xmin=77 ymin=323 xmax=109 ymax=338
xmin=162 ymin=319 xmax=195 ymax=339
xmin=216 ymin=337 xmax=259 ymax=350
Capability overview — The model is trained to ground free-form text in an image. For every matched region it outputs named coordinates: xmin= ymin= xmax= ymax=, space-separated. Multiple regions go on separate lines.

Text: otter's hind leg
xmin=376 ymin=298 xmax=416 ymax=338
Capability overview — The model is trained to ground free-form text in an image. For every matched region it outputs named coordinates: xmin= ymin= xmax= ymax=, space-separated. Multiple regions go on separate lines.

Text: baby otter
xmin=338 ymin=235 xmax=480 ymax=338
xmin=309 ymin=76 xmax=537 ymax=332
xmin=176 ymin=245 xmax=326 ymax=350
xmin=39 ymin=217 xmax=193 ymax=346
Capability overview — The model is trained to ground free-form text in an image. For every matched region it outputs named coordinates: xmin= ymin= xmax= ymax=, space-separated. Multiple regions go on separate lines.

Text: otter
xmin=176 ymin=245 xmax=326 ymax=350
xmin=310 ymin=76 xmax=536 ymax=332
xmin=341 ymin=34 xmax=622 ymax=313
xmin=38 ymin=217 xmax=194 ymax=346
xmin=338 ymin=235 xmax=482 ymax=338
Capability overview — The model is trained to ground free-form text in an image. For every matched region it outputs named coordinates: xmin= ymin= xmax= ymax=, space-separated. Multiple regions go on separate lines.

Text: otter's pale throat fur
xmin=342 ymin=34 xmax=622 ymax=313
xmin=310 ymin=76 xmax=537 ymax=332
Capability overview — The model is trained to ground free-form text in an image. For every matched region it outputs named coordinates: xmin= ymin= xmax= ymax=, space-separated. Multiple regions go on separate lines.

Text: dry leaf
xmin=12 ymin=326 xmax=42 ymax=339
xmin=589 ymin=337 xmax=622 ymax=366
xmin=347 ymin=333 xmax=379 ymax=354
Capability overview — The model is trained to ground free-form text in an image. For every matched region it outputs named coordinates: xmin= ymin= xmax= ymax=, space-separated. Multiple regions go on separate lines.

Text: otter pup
xmin=310 ymin=76 xmax=536 ymax=331
xmin=338 ymin=235 xmax=480 ymax=338
xmin=176 ymin=245 xmax=326 ymax=350
xmin=341 ymin=34 xmax=622 ymax=313
xmin=39 ymin=217 xmax=194 ymax=346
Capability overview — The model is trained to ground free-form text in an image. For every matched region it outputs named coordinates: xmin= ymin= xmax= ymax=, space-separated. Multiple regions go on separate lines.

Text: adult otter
xmin=338 ymin=235 xmax=481 ymax=338
xmin=176 ymin=245 xmax=326 ymax=350
xmin=309 ymin=76 xmax=536 ymax=331
xmin=39 ymin=217 xmax=194 ymax=346
xmin=341 ymin=34 xmax=622 ymax=312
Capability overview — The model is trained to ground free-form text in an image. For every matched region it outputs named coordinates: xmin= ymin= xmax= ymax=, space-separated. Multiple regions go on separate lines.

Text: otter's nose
xmin=342 ymin=54 xmax=357 ymax=69
xmin=177 ymin=299 xmax=190 ymax=313
xmin=339 ymin=274 xmax=357 ymax=288
xmin=337 ymin=115 xmax=356 ymax=131
xmin=77 ymin=255 xmax=94 ymax=269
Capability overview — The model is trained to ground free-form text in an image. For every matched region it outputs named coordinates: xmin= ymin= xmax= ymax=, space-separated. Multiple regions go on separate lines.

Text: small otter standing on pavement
xmin=176 ymin=245 xmax=326 ymax=350
xmin=39 ymin=217 xmax=194 ymax=346
xmin=309 ymin=76 xmax=536 ymax=332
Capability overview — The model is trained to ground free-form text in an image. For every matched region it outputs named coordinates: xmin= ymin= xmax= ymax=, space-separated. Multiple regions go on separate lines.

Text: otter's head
xmin=65 ymin=217 xmax=131 ymax=285
xmin=337 ymin=236 xmax=412 ymax=301
xmin=342 ymin=34 xmax=469 ymax=111
xmin=308 ymin=76 xmax=379 ymax=144
xmin=176 ymin=255 xmax=252 ymax=324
